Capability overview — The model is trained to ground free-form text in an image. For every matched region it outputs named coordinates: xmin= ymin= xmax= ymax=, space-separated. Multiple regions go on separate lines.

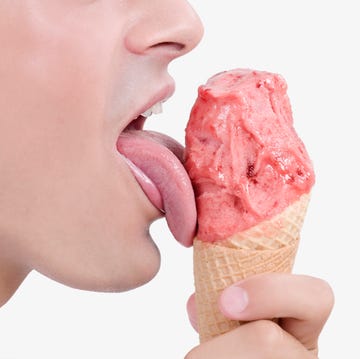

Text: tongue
xmin=116 ymin=130 xmax=197 ymax=247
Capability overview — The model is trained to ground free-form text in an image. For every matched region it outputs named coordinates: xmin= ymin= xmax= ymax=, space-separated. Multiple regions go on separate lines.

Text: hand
xmin=185 ymin=273 xmax=334 ymax=358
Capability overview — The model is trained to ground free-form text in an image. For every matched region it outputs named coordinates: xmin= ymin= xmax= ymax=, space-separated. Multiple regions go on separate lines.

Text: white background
xmin=0 ymin=1 xmax=358 ymax=357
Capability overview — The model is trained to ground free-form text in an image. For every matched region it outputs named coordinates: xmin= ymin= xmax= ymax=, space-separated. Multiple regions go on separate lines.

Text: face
xmin=0 ymin=1 xmax=203 ymax=291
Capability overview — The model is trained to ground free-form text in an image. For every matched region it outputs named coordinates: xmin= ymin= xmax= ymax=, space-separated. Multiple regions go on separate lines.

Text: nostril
xmin=124 ymin=2 xmax=203 ymax=58
xmin=150 ymin=41 xmax=185 ymax=52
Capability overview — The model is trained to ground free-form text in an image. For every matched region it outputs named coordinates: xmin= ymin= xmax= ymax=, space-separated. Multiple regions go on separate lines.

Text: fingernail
xmin=220 ymin=286 xmax=249 ymax=317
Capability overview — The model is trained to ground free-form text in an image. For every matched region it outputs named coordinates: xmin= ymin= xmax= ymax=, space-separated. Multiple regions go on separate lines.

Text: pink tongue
xmin=117 ymin=130 xmax=197 ymax=247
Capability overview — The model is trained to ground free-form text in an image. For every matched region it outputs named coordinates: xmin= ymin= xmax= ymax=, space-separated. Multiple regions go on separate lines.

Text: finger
xmin=218 ymin=273 xmax=334 ymax=351
xmin=186 ymin=293 xmax=198 ymax=332
xmin=185 ymin=320 xmax=314 ymax=359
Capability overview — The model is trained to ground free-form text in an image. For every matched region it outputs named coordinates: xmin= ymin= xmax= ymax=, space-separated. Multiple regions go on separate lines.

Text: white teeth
xmin=141 ymin=102 xmax=163 ymax=118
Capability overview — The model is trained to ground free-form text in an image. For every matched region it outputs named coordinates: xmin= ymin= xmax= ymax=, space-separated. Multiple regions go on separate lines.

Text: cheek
xmin=0 ymin=9 xmax=160 ymax=291
xmin=0 ymin=8 xmax=118 ymax=211
xmin=1 ymin=102 xmax=160 ymax=291
xmin=1 ymin=3 xmax=123 ymax=140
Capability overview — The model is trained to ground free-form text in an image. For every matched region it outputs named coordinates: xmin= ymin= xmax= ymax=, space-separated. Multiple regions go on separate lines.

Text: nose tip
xmin=125 ymin=1 xmax=204 ymax=59
xmin=164 ymin=6 xmax=204 ymax=56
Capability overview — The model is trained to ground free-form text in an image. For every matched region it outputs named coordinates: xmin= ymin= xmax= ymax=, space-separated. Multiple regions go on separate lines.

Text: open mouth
xmin=116 ymin=101 xmax=197 ymax=247
xmin=124 ymin=100 xmax=163 ymax=131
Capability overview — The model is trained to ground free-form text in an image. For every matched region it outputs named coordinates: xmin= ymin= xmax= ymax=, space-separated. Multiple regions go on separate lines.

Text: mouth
xmin=116 ymin=94 xmax=197 ymax=247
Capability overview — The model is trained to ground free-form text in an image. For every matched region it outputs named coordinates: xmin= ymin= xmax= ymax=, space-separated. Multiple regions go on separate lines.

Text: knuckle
xmin=184 ymin=346 xmax=200 ymax=359
xmin=184 ymin=351 xmax=193 ymax=359
xmin=311 ymin=278 xmax=335 ymax=319
xmin=250 ymin=320 xmax=285 ymax=350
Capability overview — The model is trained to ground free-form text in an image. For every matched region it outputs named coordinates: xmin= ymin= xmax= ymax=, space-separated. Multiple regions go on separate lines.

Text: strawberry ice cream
xmin=185 ymin=69 xmax=315 ymax=243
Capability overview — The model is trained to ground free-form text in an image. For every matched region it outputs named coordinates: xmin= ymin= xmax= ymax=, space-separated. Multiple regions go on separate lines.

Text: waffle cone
xmin=193 ymin=193 xmax=310 ymax=342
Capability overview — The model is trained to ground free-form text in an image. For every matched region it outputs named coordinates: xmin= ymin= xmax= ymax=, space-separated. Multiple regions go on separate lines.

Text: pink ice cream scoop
xmin=185 ymin=69 xmax=315 ymax=243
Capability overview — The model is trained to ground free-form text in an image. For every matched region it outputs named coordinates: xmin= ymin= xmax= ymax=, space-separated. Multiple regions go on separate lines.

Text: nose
xmin=125 ymin=0 xmax=204 ymax=60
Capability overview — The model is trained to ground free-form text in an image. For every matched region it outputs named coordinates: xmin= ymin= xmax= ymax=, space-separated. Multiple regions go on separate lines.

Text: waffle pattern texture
xmin=193 ymin=193 xmax=310 ymax=342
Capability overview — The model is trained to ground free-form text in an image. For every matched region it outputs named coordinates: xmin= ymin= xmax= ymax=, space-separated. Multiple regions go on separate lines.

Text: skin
xmin=0 ymin=0 xmax=203 ymax=295
xmin=0 ymin=1 xmax=333 ymax=357
xmin=187 ymin=274 xmax=334 ymax=358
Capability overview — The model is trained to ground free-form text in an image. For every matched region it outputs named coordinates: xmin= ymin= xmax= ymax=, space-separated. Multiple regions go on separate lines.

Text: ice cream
xmin=185 ymin=69 xmax=314 ymax=243
xmin=184 ymin=69 xmax=315 ymax=342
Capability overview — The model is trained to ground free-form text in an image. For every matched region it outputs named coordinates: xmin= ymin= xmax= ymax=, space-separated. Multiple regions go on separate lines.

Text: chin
xmin=92 ymin=237 xmax=161 ymax=293
xmin=40 ymin=233 xmax=162 ymax=294
xmin=119 ymin=245 xmax=161 ymax=292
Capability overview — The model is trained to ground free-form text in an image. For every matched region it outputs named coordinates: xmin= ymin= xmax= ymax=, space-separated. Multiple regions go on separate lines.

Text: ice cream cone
xmin=193 ymin=193 xmax=310 ymax=343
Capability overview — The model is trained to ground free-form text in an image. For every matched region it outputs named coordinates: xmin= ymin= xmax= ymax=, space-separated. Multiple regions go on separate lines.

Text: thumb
xmin=218 ymin=273 xmax=334 ymax=352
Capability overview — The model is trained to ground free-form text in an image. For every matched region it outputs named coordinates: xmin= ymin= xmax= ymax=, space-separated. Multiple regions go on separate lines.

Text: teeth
xmin=141 ymin=102 xmax=163 ymax=118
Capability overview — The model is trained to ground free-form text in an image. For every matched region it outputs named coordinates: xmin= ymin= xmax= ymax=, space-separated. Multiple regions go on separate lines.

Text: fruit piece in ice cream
xmin=185 ymin=69 xmax=315 ymax=243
